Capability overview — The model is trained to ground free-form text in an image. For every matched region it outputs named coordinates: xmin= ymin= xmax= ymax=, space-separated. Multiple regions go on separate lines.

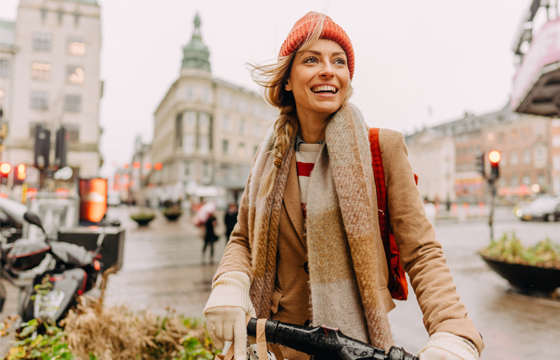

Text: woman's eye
xmin=304 ymin=57 xmax=318 ymax=64
xmin=334 ymin=58 xmax=346 ymax=65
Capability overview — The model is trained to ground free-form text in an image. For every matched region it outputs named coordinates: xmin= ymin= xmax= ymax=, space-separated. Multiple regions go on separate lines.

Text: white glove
xmin=204 ymin=271 xmax=256 ymax=360
xmin=418 ymin=332 xmax=479 ymax=360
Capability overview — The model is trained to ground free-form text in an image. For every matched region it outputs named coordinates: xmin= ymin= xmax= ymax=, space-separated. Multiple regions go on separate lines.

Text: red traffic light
xmin=0 ymin=163 xmax=11 ymax=175
xmin=16 ymin=164 xmax=26 ymax=180
xmin=488 ymin=150 xmax=501 ymax=165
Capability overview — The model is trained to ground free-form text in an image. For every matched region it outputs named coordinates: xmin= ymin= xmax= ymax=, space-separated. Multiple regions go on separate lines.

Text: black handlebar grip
xmin=246 ymin=318 xmax=418 ymax=360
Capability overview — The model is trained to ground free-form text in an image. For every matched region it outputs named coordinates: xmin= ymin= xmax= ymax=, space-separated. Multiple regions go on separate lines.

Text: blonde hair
xmin=248 ymin=14 xmax=353 ymax=198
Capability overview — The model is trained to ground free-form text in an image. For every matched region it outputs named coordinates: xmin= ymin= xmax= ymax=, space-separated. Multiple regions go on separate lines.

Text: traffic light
xmin=34 ymin=125 xmax=51 ymax=170
xmin=488 ymin=150 xmax=501 ymax=180
xmin=14 ymin=164 xmax=26 ymax=185
xmin=55 ymin=127 xmax=68 ymax=169
xmin=0 ymin=163 xmax=11 ymax=185
xmin=475 ymin=153 xmax=485 ymax=177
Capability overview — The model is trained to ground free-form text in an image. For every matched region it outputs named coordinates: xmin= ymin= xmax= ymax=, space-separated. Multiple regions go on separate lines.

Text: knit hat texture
xmin=279 ymin=12 xmax=354 ymax=79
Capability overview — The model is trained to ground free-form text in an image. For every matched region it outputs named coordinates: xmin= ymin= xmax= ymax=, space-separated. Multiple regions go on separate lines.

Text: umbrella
xmin=193 ymin=201 xmax=216 ymax=227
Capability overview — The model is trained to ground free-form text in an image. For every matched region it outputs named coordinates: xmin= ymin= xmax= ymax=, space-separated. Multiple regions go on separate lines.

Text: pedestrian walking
xmin=202 ymin=212 xmax=218 ymax=262
xmin=224 ymin=203 xmax=238 ymax=244
xmin=203 ymin=12 xmax=483 ymax=360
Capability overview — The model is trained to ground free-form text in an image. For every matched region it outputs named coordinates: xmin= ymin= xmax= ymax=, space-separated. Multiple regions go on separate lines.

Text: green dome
xmin=182 ymin=13 xmax=211 ymax=72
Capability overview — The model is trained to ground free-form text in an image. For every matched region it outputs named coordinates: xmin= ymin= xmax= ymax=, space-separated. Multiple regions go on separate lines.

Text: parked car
xmin=517 ymin=196 xmax=560 ymax=222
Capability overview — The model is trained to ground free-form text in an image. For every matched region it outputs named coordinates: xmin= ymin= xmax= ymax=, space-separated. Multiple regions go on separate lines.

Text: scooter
xmin=0 ymin=198 xmax=105 ymax=324
xmin=246 ymin=317 xmax=418 ymax=360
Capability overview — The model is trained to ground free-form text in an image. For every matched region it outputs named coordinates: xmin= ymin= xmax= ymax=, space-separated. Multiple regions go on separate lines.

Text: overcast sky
xmin=0 ymin=0 xmax=541 ymax=175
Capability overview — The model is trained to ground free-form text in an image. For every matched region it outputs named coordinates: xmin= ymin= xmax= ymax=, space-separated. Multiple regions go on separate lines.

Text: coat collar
xmin=283 ymin=153 xmax=306 ymax=251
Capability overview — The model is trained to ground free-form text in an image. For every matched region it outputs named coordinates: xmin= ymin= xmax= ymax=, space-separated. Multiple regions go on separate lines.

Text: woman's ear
xmin=285 ymin=79 xmax=292 ymax=92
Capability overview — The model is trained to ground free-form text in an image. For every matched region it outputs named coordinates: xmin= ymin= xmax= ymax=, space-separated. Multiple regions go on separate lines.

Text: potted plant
xmin=480 ymin=232 xmax=560 ymax=294
xmin=130 ymin=211 xmax=156 ymax=226
xmin=163 ymin=206 xmax=183 ymax=221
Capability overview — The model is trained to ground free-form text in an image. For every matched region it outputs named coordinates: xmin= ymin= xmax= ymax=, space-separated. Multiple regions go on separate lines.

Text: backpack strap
xmin=368 ymin=128 xmax=392 ymax=274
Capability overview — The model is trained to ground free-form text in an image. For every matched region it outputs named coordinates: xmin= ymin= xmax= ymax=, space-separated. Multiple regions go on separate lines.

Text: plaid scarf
xmin=247 ymin=103 xmax=393 ymax=349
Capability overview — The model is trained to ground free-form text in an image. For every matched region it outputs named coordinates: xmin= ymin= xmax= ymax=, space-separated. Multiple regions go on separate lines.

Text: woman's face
xmin=286 ymin=39 xmax=350 ymax=119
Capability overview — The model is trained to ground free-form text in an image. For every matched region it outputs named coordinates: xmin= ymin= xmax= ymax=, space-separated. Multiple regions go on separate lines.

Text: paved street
xmin=2 ymin=206 xmax=560 ymax=359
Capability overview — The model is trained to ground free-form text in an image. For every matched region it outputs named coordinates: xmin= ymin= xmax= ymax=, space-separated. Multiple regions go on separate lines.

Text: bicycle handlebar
xmin=247 ymin=317 xmax=418 ymax=360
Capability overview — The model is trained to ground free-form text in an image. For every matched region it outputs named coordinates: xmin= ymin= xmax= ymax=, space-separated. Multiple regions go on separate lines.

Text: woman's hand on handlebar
xmin=418 ymin=333 xmax=479 ymax=360
xmin=203 ymin=271 xmax=255 ymax=360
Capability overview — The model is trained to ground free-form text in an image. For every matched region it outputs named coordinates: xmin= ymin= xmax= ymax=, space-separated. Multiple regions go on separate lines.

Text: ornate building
xmin=148 ymin=14 xmax=275 ymax=205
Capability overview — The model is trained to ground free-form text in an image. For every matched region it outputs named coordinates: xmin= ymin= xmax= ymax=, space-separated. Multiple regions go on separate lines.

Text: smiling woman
xmin=203 ymin=12 xmax=484 ymax=360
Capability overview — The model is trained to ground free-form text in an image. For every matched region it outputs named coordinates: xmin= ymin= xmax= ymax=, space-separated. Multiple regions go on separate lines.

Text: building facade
xmin=483 ymin=115 xmax=551 ymax=198
xmin=149 ymin=14 xmax=275 ymax=204
xmin=406 ymin=129 xmax=455 ymax=202
xmin=406 ymin=105 xmax=554 ymax=203
xmin=1 ymin=0 xmax=102 ymax=179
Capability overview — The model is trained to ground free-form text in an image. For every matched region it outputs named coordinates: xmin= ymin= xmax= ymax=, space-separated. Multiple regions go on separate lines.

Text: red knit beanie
xmin=279 ymin=12 xmax=354 ymax=79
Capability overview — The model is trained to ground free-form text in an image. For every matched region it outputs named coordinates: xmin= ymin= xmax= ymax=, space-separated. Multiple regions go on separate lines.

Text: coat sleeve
xmin=212 ymin=171 xmax=254 ymax=283
xmin=382 ymin=130 xmax=484 ymax=354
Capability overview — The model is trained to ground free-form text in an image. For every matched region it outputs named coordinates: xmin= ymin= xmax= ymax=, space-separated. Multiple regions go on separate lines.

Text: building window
xmin=30 ymin=91 xmax=49 ymax=110
xmin=183 ymin=134 xmax=195 ymax=154
xmin=221 ymin=115 xmax=230 ymax=131
xmin=67 ymin=66 xmax=85 ymax=84
xmin=238 ymin=142 xmax=245 ymax=158
xmin=537 ymin=173 xmax=546 ymax=186
xmin=185 ymin=86 xmax=196 ymax=101
xmin=534 ymin=123 xmax=546 ymax=136
xmin=64 ymin=95 xmax=82 ymax=112
xmin=522 ymin=175 xmax=531 ymax=186
xmin=67 ymin=37 xmax=86 ymax=56
xmin=222 ymin=140 xmax=229 ymax=155
xmin=61 ymin=124 xmax=80 ymax=143
xmin=252 ymin=104 xmax=262 ymax=117
xmin=510 ymin=150 xmax=518 ymax=166
xmin=238 ymin=99 xmax=247 ymax=113
xmin=185 ymin=111 xmax=196 ymax=126
xmin=33 ymin=32 xmax=52 ymax=51
xmin=253 ymin=123 xmax=260 ymax=137
xmin=553 ymin=135 xmax=560 ymax=148
xmin=0 ymin=59 xmax=9 ymax=78
xmin=501 ymin=153 xmax=507 ymax=166
xmin=199 ymin=113 xmax=209 ymax=128
xmin=499 ymin=178 xmax=507 ymax=188
xmin=175 ymin=113 xmax=183 ymax=148
xmin=199 ymin=135 xmax=209 ymax=154
xmin=31 ymin=62 xmax=51 ymax=81
xmin=202 ymin=162 xmax=210 ymax=177
xmin=523 ymin=149 xmax=531 ymax=165
xmin=535 ymin=147 xmax=545 ymax=164
xmin=510 ymin=174 xmax=519 ymax=187
xmin=554 ymin=155 xmax=560 ymax=171
xmin=510 ymin=130 xmax=519 ymax=141
xmin=202 ymin=87 xmax=212 ymax=103
xmin=552 ymin=119 xmax=560 ymax=128
xmin=184 ymin=161 xmax=191 ymax=176
xmin=220 ymin=93 xmax=232 ymax=108
xmin=239 ymin=119 xmax=246 ymax=134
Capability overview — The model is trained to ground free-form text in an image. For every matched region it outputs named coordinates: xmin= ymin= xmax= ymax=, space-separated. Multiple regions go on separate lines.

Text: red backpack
xmin=369 ymin=128 xmax=416 ymax=301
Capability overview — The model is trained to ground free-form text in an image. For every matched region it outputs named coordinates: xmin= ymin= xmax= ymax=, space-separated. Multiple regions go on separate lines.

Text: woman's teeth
xmin=311 ymin=85 xmax=338 ymax=94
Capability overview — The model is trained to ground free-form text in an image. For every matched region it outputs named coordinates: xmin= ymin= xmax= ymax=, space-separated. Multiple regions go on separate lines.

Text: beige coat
xmin=215 ymin=129 xmax=484 ymax=359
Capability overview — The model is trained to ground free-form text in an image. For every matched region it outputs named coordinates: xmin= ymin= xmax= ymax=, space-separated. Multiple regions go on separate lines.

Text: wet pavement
xmin=2 ymin=206 xmax=560 ymax=359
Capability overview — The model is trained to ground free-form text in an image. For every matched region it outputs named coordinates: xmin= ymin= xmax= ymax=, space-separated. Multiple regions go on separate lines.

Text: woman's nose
xmin=319 ymin=62 xmax=335 ymax=78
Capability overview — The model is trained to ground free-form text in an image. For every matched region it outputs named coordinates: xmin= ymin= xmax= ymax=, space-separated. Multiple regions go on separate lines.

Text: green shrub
xmin=481 ymin=232 xmax=560 ymax=269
